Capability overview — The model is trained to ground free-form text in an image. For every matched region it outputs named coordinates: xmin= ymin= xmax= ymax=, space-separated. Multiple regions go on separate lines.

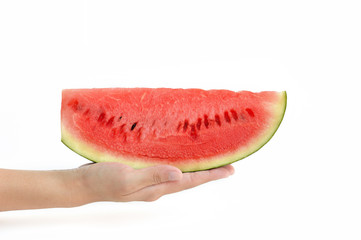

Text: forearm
xmin=0 ymin=163 xmax=234 ymax=211
xmin=0 ymin=168 xmax=91 ymax=211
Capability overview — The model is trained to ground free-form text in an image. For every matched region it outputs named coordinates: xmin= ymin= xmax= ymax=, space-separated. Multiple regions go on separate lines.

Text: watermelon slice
xmin=61 ymin=88 xmax=286 ymax=172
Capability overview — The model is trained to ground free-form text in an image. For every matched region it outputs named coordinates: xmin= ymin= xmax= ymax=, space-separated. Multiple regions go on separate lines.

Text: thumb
xmin=132 ymin=165 xmax=183 ymax=189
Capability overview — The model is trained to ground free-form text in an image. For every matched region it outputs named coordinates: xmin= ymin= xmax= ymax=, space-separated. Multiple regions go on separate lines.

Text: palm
xmin=79 ymin=162 xmax=234 ymax=202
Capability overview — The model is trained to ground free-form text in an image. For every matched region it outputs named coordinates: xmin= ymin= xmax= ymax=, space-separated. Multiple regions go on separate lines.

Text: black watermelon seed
xmin=130 ymin=122 xmax=137 ymax=131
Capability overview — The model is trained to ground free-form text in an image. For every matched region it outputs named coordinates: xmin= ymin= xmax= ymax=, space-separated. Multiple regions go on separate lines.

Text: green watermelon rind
xmin=61 ymin=91 xmax=287 ymax=172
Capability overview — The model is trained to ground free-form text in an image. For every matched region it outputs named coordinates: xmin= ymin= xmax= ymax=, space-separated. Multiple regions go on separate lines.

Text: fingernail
xmin=168 ymin=172 xmax=180 ymax=181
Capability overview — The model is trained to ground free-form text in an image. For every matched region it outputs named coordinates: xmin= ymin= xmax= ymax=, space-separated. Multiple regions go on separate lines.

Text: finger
xmin=125 ymin=165 xmax=234 ymax=202
xmin=171 ymin=164 xmax=234 ymax=191
xmin=78 ymin=162 xmax=95 ymax=168
xmin=127 ymin=165 xmax=183 ymax=191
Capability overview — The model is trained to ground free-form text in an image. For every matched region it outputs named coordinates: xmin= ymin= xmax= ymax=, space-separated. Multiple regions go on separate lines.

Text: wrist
xmin=60 ymin=168 xmax=97 ymax=207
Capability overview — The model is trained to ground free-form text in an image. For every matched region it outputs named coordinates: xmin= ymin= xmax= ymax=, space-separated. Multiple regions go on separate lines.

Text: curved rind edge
xmin=192 ymin=91 xmax=287 ymax=172
xmin=61 ymin=91 xmax=287 ymax=172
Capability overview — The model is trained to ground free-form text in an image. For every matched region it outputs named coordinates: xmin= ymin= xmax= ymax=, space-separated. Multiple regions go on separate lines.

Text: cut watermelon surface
xmin=61 ymin=88 xmax=286 ymax=172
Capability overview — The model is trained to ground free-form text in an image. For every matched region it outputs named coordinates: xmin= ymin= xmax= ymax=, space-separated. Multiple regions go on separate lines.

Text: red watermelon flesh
xmin=61 ymin=88 xmax=286 ymax=172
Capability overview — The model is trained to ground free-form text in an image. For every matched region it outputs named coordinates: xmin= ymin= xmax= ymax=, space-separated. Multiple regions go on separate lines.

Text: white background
xmin=0 ymin=0 xmax=360 ymax=239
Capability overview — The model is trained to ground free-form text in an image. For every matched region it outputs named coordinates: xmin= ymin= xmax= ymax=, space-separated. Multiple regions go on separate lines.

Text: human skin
xmin=0 ymin=163 xmax=234 ymax=211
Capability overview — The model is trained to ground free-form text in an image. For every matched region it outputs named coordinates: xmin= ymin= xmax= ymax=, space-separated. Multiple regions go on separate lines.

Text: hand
xmin=0 ymin=163 xmax=234 ymax=211
xmin=78 ymin=162 xmax=234 ymax=202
